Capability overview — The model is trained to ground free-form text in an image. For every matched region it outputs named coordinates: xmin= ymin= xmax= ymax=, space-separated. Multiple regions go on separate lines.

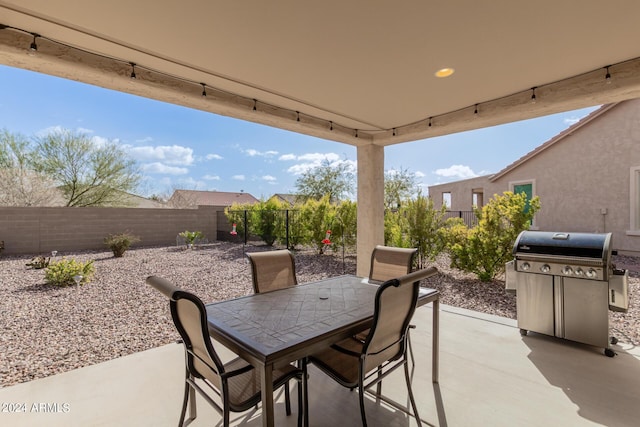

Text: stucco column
xmin=356 ymin=144 xmax=385 ymax=276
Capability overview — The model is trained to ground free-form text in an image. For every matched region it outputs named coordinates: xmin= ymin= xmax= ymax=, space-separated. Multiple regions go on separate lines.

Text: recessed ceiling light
xmin=435 ymin=68 xmax=455 ymax=78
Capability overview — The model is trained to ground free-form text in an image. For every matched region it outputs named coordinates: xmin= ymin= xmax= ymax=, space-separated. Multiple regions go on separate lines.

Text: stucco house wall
xmin=430 ymin=100 xmax=640 ymax=255
xmin=429 ymin=175 xmax=491 ymax=211
xmin=485 ymin=101 xmax=640 ymax=254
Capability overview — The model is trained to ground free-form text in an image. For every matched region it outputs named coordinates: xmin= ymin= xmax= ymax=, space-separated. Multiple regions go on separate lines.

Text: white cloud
xmin=232 ymin=175 xmax=246 ymax=181
xmin=206 ymin=153 xmax=223 ymax=160
xmin=77 ymin=127 xmax=94 ymax=134
xmin=135 ymin=136 xmax=153 ymax=143
xmin=127 ymin=145 xmax=194 ymax=166
xmin=141 ymin=162 xmax=189 ymax=175
xmin=415 ymin=171 xmax=426 ymax=178
xmin=245 ymin=149 xmax=278 ymax=157
xmin=283 ymin=152 xmax=352 ymax=175
xmin=203 ymin=174 xmax=220 ymax=180
xmin=434 ymin=164 xmax=478 ymax=179
xmin=262 ymin=175 xmax=277 ymax=182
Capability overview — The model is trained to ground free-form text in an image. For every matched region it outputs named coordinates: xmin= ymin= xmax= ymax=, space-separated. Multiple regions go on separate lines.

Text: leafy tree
xmin=384 ymin=167 xmax=418 ymax=209
xmin=294 ymin=158 xmax=355 ymax=203
xmin=440 ymin=191 xmax=541 ymax=281
xmin=0 ymin=129 xmax=58 ymax=206
xmin=33 ymin=129 xmax=141 ymax=207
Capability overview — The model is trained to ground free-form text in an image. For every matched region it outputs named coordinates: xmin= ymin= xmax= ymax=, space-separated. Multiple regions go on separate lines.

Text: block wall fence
xmin=0 ymin=205 xmax=218 ymax=255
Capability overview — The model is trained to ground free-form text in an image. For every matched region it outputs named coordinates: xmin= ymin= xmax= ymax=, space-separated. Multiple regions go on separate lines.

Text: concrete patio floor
xmin=1 ymin=304 xmax=638 ymax=427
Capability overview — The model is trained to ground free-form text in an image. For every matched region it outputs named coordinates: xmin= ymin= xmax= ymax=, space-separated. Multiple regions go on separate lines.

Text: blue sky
xmin=0 ymin=64 xmax=599 ymax=200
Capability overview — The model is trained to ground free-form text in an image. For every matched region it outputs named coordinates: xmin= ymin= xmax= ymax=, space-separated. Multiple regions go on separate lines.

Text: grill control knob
xmin=586 ymin=268 xmax=597 ymax=278
xmin=574 ymin=267 xmax=584 ymax=276
xmin=540 ymin=264 xmax=551 ymax=273
xmin=521 ymin=262 xmax=530 ymax=271
xmin=562 ymin=265 xmax=573 ymax=275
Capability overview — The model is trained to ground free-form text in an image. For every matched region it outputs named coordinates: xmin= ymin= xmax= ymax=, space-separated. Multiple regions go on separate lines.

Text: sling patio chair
xmin=146 ymin=275 xmax=304 ymax=427
xmin=246 ymin=249 xmax=298 ymax=294
xmin=306 ymin=267 xmax=438 ymax=427
xmin=356 ymin=245 xmax=419 ymax=366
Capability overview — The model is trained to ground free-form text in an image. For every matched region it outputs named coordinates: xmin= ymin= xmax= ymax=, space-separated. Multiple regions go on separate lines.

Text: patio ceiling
xmin=2 ymin=1 xmax=640 ymax=147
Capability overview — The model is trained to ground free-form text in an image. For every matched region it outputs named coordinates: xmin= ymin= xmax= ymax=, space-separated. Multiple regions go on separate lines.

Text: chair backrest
xmin=246 ymin=249 xmax=298 ymax=294
xmin=146 ymin=275 xmax=225 ymax=388
xmin=362 ymin=267 xmax=438 ymax=371
xmin=369 ymin=245 xmax=418 ymax=284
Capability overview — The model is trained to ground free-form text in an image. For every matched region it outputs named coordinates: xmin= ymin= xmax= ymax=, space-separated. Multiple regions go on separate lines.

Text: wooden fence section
xmin=0 ymin=205 xmax=217 ymax=255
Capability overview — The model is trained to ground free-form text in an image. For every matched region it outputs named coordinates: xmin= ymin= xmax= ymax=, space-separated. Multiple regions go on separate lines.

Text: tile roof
xmin=169 ymin=190 xmax=259 ymax=206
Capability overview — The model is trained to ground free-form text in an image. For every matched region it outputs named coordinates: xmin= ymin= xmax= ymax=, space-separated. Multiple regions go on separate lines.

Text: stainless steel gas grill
xmin=505 ymin=231 xmax=629 ymax=357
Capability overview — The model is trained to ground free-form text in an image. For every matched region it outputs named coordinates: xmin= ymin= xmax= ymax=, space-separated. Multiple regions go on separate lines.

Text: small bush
xmin=104 ymin=232 xmax=140 ymax=257
xmin=440 ymin=191 xmax=540 ymax=281
xmin=45 ymin=259 xmax=95 ymax=287
xmin=179 ymin=230 xmax=204 ymax=248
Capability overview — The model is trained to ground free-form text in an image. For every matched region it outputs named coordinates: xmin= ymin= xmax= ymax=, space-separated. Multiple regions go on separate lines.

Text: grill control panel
xmin=516 ymin=260 xmax=605 ymax=281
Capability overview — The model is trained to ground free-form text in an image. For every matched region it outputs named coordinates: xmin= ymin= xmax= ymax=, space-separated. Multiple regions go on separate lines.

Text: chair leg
xmin=302 ymin=358 xmax=309 ymax=427
xmin=296 ymin=375 xmax=303 ymax=427
xmin=408 ymin=325 xmax=416 ymax=368
xmin=375 ymin=365 xmax=382 ymax=398
xmin=178 ymin=378 xmax=190 ymax=426
xmin=403 ymin=358 xmax=422 ymax=427
xmin=358 ymin=368 xmax=368 ymax=427
xmin=285 ymin=382 xmax=292 ymax=416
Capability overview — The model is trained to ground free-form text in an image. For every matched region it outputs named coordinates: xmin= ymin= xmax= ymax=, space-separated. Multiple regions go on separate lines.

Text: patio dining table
xmin=205 ymin=274 xmax=440 ymax=427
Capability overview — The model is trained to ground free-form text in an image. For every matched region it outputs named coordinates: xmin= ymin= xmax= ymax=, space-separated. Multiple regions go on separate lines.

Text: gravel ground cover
xmin=1 ymin=242 xmax=637 ymax=387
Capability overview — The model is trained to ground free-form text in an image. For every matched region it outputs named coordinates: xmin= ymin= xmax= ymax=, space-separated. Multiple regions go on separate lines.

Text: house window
xmin=630 ymin=166 xmax=640 ymax=232
xmin=442 ymin=192 xmax=451 ymax=208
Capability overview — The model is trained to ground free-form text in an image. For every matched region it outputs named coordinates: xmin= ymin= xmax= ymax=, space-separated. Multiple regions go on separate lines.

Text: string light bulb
xmin=329 ymin=121 xmax=333 ymax=131
xmin=253 ymin=99 xmax=257 ymax=111
xmin=474 ymin=104 xmax=478 ymax=115
xmin=296 ymin=111 xmax=300 ymax=122
xmin=201 ymin=83 xmax=207 ymax=97
xmin=429 ymin=117 xmax=432 ymax=127
xmin=355 ymin=129 xmax=359 ymax=138
xmin=129 ymin=62 xmax=137 ymax=79
xmin=29 ymin=33 xmax=39 ymax=52
xmin=392 ymin=128 xmax=396 ymax=136
xmin=531 ymin=87 xmax=537 ymax=104
xmin=605 ymin=66 xmax=612 ymax=84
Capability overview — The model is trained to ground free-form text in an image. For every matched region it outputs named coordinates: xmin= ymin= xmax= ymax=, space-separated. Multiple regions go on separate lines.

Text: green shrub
xmin=250 ymin=198 xmax=284 ymax=246
xmin=298 ymin=195 xmax=335 ymax=254
xmin=401 ymin=193 xmax=447 ymax=268
xmin=179 ymin=230 xmax=204 ymax=247
xmin=45 ymin=259 xmax=95 ymax=286
xmin=104 ymin=232 xmax=140 ymax=257
xmin=440 ymin=191 xmax=540 ymax=281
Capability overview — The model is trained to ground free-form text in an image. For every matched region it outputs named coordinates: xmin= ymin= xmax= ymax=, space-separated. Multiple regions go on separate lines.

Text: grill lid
xmin=513 ymin=231 xmax=611 ymax=260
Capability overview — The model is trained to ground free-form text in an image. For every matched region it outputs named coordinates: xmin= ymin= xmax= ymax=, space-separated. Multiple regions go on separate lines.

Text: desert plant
xmin=298 ymin=195 xmax=336 ymax=254
xmin=25 ymin=255 xmax=50 ymax=269
xmin=250 ymin=198 xmax=284 ymax=246
xmin=440 ymin=191 xmax=540 ymax=281
xmin=402 ymin=193 xmax=448 ymax=268
xmin=104 ymin=232 xmax=140 ymax=257
xmin=45 ymin=259 xmax=95 ymax=286
xmin=179 ymin=230 xmax=204 ymax=248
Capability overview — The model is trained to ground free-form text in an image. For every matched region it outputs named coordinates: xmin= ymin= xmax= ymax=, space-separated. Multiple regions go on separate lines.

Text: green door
xmin=513 ymin=183 xmax=533 ymax=214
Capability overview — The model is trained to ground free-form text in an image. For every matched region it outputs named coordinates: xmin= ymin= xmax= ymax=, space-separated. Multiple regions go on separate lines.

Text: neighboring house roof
xmin=489 ymin=103 xmax=618 ymax=182
xmin=428 ymin=174 xmax=493 ymax=192
xmin=269 ymin=193 xmax=298 ymax=206
xmin=117 ymin=192 xmax=166 ymax=208
xmin=169 ymin=190 xmax=259 ymax=206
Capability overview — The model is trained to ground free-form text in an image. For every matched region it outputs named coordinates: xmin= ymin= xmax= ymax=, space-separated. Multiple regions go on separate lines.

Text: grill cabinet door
xmin=516 ymin=273 xmax=554 ymax=336
xmin=562 ymin=277 xmax=609 ymax=348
